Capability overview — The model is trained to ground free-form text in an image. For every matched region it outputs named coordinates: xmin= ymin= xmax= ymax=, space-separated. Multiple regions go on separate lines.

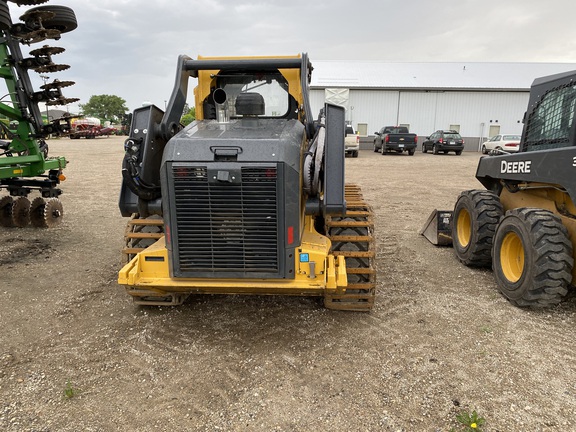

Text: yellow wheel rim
xmin=500 ymin=231 xmax=525 ymax=283
xmin=456 ymin=208 xmax=471 ymax=248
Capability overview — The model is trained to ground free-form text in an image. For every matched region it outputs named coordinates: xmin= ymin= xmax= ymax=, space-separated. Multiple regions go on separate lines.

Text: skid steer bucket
xmin=420 ymin=210 xmax=453 ymax=246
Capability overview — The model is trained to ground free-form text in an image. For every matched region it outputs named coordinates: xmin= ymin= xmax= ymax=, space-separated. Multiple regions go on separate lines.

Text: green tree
xmin=181 ymin=106 xmax=196 ymax=126
xmin=79 ymin=94 xmax=128 ymax=121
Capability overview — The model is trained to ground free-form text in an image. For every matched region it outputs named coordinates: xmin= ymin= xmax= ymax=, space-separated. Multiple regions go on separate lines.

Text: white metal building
xmin=309 ymin=61 xmax=576 ymax=150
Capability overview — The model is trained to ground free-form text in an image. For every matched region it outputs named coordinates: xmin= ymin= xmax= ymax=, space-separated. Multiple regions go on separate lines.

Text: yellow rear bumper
xmin=118 ymin=233 xmax=348 ymax=297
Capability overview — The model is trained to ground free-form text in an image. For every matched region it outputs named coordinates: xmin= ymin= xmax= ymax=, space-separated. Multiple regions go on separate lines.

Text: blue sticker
xmin=299 ymin=253 xmax=309 ymax=263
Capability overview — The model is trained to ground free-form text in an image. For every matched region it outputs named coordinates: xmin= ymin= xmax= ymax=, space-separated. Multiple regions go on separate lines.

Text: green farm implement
xmin=0 ymin=0 xmax=77 ymax=227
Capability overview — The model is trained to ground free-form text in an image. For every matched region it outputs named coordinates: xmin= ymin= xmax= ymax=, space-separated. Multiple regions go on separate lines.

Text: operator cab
xmin=203 ymin=71 xmax=299 ymax=122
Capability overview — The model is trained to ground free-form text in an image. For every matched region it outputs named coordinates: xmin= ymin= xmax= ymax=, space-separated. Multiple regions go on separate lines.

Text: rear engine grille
xmin=172 ymin=165 xmax=279 ymax=274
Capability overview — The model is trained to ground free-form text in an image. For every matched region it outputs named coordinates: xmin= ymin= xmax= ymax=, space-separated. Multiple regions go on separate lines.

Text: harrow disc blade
xmin=44 ymin=198 xmax=63 ymax=227
xmin=20 ymin=28 xmax=61 ymax=44
xmin=10 ymin=1 xmax=50 ymax=5
xmin=34 ymin=63 xmax=70 ymax=73
xmin=30 ymin=196 xmax=48 ymax=228
xmin=13 ymin=196 xmax=31 ymax=228
xmin=29 ymin=45 xmax=65 ymax=56
xmin=46 ymin=97 xmax=79 ymax=106
xmin=40 ymin=79 xmax=75 ymax=90
xmin=0 ymin=196 xmax=15 ymax=227
xmin=19 ymin=9 xmax=55 ymax=23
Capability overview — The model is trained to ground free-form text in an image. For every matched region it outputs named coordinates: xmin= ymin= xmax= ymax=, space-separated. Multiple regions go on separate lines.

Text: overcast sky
xmin=8 ymin=0 xmax=576 ymax=114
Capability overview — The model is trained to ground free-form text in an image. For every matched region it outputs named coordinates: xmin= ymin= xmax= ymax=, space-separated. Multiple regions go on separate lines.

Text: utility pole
xmin=40 ymin=75 xmax=50 ymax=124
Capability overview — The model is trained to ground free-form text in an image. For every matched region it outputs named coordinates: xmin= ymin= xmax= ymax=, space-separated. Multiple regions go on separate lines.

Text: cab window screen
xmin=525 ymin=83 xmax=576 ymax=151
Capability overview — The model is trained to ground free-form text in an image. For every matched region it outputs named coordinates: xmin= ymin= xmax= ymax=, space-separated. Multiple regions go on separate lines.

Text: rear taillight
xmin=356 ymin=135 xmax=359 ymax=143
xmin=462 ymin=139 xmax=465 ymax=144
xmin=439 ymin=138 xmax=443 ymax=144
xmin=505 ymin=143 xmax=519 ymax=147
xmin=385 ymin=135 xmax=390 ymax=143
xmin=414 ymin=135 xmax=418 ymax=143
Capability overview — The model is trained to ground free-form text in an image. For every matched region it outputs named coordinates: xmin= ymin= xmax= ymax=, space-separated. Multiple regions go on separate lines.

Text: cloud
xmin=5 ymin=0 xmax=576 ymax=114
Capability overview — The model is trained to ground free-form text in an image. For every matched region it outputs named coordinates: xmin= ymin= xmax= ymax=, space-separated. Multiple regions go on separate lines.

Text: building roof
xmin=309 ymin=61 xmax=576 ymax=91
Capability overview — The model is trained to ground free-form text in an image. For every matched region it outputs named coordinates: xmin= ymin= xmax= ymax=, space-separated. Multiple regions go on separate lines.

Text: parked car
xmin=422 ymin=130 xmax=465 ymax=155
xmin=481 ymin=134 xmax=521 ymax=154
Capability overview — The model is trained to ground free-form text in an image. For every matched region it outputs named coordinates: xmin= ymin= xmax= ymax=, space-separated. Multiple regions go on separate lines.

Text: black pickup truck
xmin=373 ymin=126 xmax=418 ymax=156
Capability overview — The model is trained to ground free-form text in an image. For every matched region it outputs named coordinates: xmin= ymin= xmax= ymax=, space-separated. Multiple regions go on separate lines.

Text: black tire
xmin=452 ymin=189 xmax=503 ymax=267
xmin=433 ymin=144 xmax=439 ymax=155
xmin=373 ymin=141 xmax=378 ymax=152
xmin=0 ymin=2 xmax=10 ymax=32
xmin=481 ymin=144 xmax=488 ymax=154
xmin=408 ymin=148 xmax=415 ymax=156
xmin=455 ymin=150 xmax=462 ymax=155
xmin=352 ymin=150 xmax=358 ymax=158
xmin=380 ymin=145 xmax=386 ymax=155
xmin=422 ymin=144 xmax=427 ymax=153
xmin=26 ymin=5 xmax=77 ymax=33
xmin=492 ymin=208 xmax=573 ymax=307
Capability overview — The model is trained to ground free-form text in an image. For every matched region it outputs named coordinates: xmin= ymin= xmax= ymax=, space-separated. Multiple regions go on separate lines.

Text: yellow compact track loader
xmin=118 ymin=54 xmax=376 ymax=310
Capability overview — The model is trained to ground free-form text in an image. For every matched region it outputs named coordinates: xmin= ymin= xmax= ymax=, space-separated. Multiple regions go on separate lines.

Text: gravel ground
xmin=1 ymin=136 xmax=575 ymax=431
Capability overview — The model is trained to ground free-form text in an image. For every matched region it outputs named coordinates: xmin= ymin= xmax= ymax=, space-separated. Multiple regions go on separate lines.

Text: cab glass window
xmin=218 ymin=72 xmax=290 ymax=117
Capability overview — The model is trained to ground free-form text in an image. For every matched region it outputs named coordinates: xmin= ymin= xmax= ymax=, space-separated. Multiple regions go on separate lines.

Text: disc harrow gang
xmin=325 ymin=184 xmax=376 ymax=311
xmin=0 ymin=2 xmax=78 ymax=229
xmin=0 ymin=195 xmax=63 ymax=228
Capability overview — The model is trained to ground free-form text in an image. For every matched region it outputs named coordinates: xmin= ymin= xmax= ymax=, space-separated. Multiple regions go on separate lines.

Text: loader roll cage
xmin=160 ymin=54 xmax=315 ymax=141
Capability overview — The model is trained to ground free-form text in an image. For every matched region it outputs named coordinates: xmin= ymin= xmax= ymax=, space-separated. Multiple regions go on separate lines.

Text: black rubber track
xmin=452 ymin=189 xmax=503 ymax=267
xmin=324 ymin=185 xmax=376 ymax=311
xmin=492 ymin=208 xmax=574 ymax=307
xmin=122 ymin=214 xmax=164 ymax=264
xmin=329 ymin=224 xmax=371 ymax=284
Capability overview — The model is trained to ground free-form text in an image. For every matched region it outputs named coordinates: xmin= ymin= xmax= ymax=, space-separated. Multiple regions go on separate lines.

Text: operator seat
xmin=235 ymin=92 xmax=265 ymax=116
